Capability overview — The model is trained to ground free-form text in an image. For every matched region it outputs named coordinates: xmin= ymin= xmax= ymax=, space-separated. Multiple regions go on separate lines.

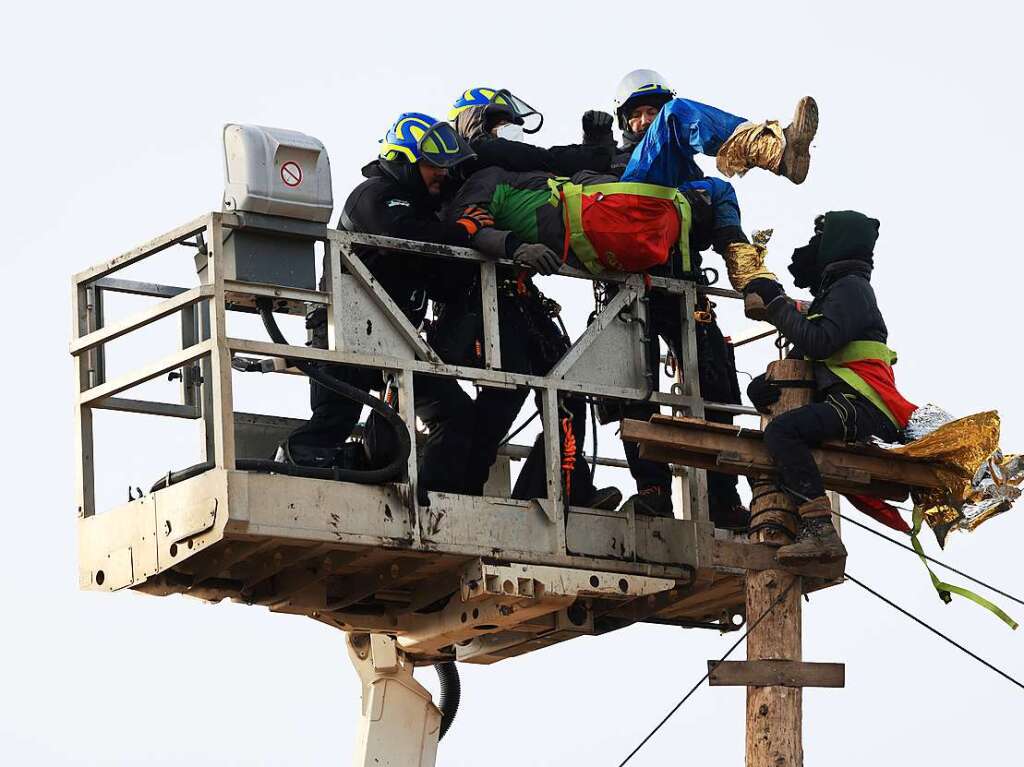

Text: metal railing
xmin=71 ymin=211 xmax=763 ymax=551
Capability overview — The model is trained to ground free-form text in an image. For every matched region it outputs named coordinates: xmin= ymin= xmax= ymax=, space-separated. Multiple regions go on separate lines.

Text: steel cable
xmin=836 ymin=511 xmax=1024 ymax=608
xmin=845 ymin=572 xmax=1024 ymax=691
xmin=616 ymin=579 xmax=797 ymax=766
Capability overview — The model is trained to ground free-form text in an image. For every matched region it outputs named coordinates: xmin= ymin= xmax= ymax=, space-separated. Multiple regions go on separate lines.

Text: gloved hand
xmin=582 ymin=110 xmax=614 ymax=143
xmin=513 ymin=243 xmax=562 ymax=275
xmin=455 ymin=205 xmax=495 ymax=237
xmin=747 ymin=373 xmax=781 ymax=414
xmin=743 ymin=277 xmax=786 ymax=321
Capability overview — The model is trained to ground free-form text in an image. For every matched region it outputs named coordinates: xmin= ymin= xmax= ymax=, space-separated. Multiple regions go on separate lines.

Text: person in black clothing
xmin=441 ymin=90 xmax=620 ymax=509
xmin=284 ymin=113 xmax=490 ymax=496
xmin=448 ymin=87 xmax=615 ymax=178
xmin=745 ymin=211 xmax=916 ymax=564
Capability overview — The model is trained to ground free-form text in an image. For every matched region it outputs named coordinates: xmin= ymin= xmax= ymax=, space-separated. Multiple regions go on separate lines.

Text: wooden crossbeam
xmin=713 ymin=539 xmax=843 ymax=581
xmin=622 ymin=415 xmax=942 ymax=501
xmin=708 ymin=660 xmax=845 ymax=688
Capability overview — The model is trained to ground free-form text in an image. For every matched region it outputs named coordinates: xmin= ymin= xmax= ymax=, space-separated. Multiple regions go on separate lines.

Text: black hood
xmin=789 ymin=210 xmax=880 ymax=294
xmin=370 ymin=158 xmax=435 ymax=201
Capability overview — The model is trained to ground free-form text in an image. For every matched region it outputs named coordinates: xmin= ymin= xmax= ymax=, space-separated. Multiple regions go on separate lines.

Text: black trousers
xmin=435 ymin=290 xmax=595 ymax=503
xmin=762 ymin=387 xmax=899 ymax=501
xmin=621 ymin=288 xmax=743 ymax=514
xmin=286 ymin=364 xmax=476 ymax=494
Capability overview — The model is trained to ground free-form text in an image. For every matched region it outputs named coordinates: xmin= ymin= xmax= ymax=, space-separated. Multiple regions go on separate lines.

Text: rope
xmin=561 ymin=415 xmax=577 ymax=500
xmin=845 ymin=573 xmax=1024 ymax=691
xmin=616 ymin=580 xmax=797 ymax=766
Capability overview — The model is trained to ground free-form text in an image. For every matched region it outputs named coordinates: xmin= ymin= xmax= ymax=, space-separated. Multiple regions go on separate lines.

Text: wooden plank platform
xmin=622 ymin=414 xmax=943 ymax=501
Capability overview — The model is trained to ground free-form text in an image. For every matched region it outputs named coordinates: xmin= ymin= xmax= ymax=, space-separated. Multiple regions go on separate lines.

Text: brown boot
xmin=779 ymin=96 xmax=819 ymax=185
xmin=776 ymin=496 xmax=847 ymax=565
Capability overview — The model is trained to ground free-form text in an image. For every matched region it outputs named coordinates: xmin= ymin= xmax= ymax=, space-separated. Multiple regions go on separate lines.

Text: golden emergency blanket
xmin=888 ymin=411 xmax=1023 ymax=542
xmin=715 ymin=120 xmax=785 ymax=178
xmin=722 ymin=241 xmax=777 ymax=291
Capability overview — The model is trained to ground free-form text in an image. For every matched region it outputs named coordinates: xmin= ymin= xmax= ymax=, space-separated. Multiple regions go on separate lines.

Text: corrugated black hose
xmin=149 ymin=299 xmax=412 ymax=492
xmin=435 ymin=661 xmax=460 ymax=740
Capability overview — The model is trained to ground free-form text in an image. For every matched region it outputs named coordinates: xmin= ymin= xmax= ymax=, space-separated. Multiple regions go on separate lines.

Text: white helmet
xmin=614 ymin=69 xmax=676 ymax=129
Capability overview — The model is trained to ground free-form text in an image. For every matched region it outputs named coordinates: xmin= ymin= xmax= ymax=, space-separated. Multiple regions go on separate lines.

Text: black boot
xmin=620 ymin=486 xmax=674 ymax=518
xmin=588 ymin=486 xmax=623 ymax=511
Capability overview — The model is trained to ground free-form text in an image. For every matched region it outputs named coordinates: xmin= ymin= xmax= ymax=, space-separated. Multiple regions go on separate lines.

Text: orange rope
xmin=561 ymin=415 xmax=576 ymax=499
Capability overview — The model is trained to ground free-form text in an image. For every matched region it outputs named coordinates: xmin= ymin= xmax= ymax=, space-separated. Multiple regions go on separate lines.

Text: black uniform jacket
xmin=767 ymin=211 xmax=888 ymax=390
xmin=340 ymin=160 xmax=476 ymax=323
xmin=453 ymin=105 xmax=613 ymax=179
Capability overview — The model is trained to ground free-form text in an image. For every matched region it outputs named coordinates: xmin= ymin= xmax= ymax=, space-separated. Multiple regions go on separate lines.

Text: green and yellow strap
xmin=910 ymin=506 xmax=1017 ymax=629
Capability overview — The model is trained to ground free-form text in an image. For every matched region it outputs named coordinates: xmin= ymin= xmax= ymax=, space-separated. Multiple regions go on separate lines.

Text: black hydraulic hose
xmin=256 ymin=298 xmax=411 ymax=484
xmin=149 ymin=301 xmax=414 ymax=493
xmin=435 ymin=661 xmax=461 ymax=740
xmin=148 ymin=458 xmax=401 ymax=494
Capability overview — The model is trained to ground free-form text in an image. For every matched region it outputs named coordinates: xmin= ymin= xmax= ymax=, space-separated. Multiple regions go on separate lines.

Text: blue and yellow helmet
xmin=379 ymin=112 xmax=475 ymax=168
xmin=449 ymin=87 xmax=543 ymax=134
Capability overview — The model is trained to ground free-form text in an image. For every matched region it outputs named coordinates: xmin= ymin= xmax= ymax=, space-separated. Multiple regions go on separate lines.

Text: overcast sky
xmin=4 ymin=1 xmax=1023 ymax=764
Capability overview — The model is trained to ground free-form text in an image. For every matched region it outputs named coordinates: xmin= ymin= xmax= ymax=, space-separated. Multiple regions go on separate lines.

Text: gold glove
xmin=722 ymin=241 xmax=777 ymax=292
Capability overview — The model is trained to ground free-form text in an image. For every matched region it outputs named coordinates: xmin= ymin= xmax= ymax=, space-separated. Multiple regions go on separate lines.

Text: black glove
xmin=747 ymin=374 xmax=781 ymax=415
xmin=513 ymin=243 xmax=562 ymax=276
xmin=744 ymin=278 xmax=785 ymax=305
xmin=742 ymin=277 xmax=786 ymax=321
xmin=582 ymin=110 xmax=614 ymax=143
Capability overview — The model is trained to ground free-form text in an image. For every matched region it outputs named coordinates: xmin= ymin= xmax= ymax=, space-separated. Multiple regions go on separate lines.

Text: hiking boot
xmin=776 ymin=496 xmax=846 ymax=564
xmin=588 ymin=486 xmax=623 ymax=511
xmin=779 ymin=96 xmax=819 ymax=185
xmin=620 ymin=486 xmax=674 ymax=518
xmin=710 ymin=503 xmax=751 ymax=532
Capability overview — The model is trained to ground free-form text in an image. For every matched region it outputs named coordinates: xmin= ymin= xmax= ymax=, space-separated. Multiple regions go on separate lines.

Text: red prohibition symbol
xmin=280 ymin=161 xmax=303 ymax=187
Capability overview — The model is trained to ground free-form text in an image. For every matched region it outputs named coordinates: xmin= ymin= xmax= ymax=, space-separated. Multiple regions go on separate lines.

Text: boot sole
xmin=781 ymin=96 xmax=818 ymax=184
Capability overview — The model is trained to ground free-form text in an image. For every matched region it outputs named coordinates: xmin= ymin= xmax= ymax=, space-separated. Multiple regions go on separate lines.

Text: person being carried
xmin=447 ymin=165 xmax=755 ymax=525
xmin=744 ymin=212 xmax=917 ymax=564
xmin=584 ymin=68 xmax=818 ymax=187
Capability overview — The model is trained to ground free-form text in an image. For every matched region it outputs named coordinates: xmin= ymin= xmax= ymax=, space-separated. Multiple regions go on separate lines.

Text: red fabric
xmin=580 ymin=193 xmax=679 ymax=272
xmin=845 ymin=493 xmax=911 ymax=533
xmin=838 ymin=360 xmax=916 ymax=531
xmin=843 ymin=358 xmax=918 ymax=428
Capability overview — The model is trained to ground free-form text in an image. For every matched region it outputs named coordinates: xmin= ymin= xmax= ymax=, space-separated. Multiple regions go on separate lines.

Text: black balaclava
xmin=789 ymin=212 xmax=880 ymax=294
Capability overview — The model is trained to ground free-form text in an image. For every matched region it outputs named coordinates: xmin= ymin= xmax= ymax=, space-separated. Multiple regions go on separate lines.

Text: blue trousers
xmin=622 ymin=98 xmax=747 ymax=231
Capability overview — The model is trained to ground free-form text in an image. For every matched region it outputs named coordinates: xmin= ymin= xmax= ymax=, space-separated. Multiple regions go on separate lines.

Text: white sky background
xmin=3 ymin=1 xmax=1023 ymax=764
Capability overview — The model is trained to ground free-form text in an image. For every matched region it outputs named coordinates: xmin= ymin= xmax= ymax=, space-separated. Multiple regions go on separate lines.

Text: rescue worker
xmin=439 ymin=87 xmax=619 ymax=508
xmin=284 ymin=113 xmax=491 ymax=497
xmin=450 ymin=87 xmax=614 ymax=176
xmin=446 ymin=165 xmax=751 ymax=524
xmin=744 ymin=211 xmax=917 ymax=563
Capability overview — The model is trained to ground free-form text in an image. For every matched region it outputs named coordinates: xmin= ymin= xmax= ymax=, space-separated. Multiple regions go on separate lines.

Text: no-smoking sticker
xmin=280 ymin=161 xmax=303 ymax=188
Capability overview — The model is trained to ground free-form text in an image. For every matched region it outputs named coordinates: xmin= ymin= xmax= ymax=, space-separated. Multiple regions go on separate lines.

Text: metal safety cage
xmin=70 ymin=210 xmax=791 ymax=664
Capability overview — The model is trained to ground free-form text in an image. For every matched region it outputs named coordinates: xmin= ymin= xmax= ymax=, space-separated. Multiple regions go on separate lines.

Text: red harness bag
xmin=579 ymin=192 xmax=680 ymax=272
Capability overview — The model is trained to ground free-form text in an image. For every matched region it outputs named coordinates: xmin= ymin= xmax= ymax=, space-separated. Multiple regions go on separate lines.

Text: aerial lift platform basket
xmin=70 ymin=124 xmax=943 ymax=765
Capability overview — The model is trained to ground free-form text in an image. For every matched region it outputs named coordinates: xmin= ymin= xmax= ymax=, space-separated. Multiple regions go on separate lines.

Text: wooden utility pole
xmin=745 ymin=358 xmax=812 ymax=767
